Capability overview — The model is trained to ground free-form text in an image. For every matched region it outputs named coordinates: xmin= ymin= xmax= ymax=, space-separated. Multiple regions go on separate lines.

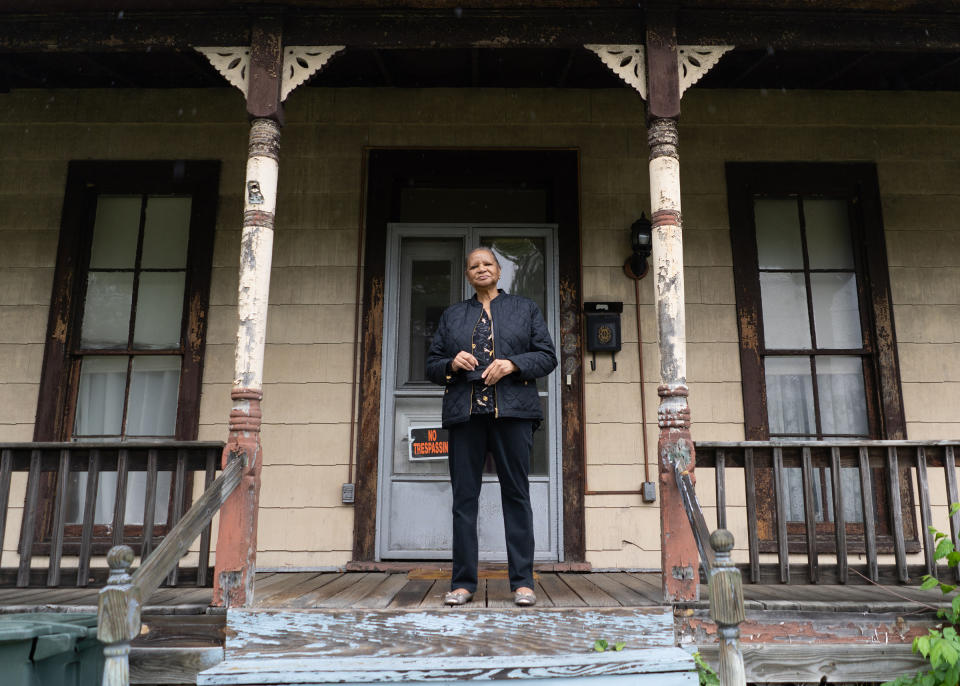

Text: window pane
xmin=810 ymin=273 xmax=862 ymax=349
xmin=816 ymin=355 xmax=869 ymax=436
xmin=765 ymin=356 xmax=816 ymax=435
xmin=480 ymin=237 xmax=547 ymax=315
xmin=89 ymin=196 xmax=141 ymax=269
xmin=133 ymin=272 xmax=186 ymax=349
xmin=74 ymin=356 xmax=128 ymax=437
xmin=760 ymin=272 xmax=811 ymax=349
xmin=408 ymin=260 xmax=453 ymax=383
xmin=126 ymin=356 xmax=181 ymax=436
xmin=75 ymin=470 xmax=172 ymax=525
xmin=141 ymin=196 xmax=192 ymax=269
xmin=80 ymin=272 xmax=133 ymax=349
xmin=804 ymin=198 xmax=854 ymax=269
xmin=754 ymin=198 xmax=803 ymax=269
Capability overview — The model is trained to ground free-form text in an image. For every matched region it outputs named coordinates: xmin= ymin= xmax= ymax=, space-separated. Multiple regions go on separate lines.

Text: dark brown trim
xmin=247 ymin=18 xmax=284 ymax=123
xmin=353 ymin=148 xmax=585 ymax=562
xmin=645 ymin=6 xmax=680 ymax=121
xmin=4 ymin=8 xmax=960 ymax=53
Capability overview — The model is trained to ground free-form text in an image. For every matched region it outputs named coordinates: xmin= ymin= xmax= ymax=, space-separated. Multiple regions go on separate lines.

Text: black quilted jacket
xmin=426 ymin=291 xmax=558 ymax=428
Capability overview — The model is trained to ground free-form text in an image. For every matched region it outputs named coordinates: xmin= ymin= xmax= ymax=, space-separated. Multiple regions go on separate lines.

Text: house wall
xmin=0 ymin=86 xmax=957 ymax=571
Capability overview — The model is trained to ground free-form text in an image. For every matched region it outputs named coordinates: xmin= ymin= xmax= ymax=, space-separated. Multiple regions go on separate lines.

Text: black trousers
xmin=448 ymin=414 xmax=535 ymax=593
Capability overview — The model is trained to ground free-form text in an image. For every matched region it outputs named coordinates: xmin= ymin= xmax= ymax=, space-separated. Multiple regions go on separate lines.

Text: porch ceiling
xmin=2 ymin=46 xmax=959 ymax=91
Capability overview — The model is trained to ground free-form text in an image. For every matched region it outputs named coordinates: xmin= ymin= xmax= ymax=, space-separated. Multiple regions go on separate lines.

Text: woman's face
xmin=465 ymin=249 xmax=501 ymax=292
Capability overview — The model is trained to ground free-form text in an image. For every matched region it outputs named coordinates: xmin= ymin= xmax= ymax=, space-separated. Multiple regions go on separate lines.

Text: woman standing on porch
xmin=426 ymin=247 xmax=557 ymax=607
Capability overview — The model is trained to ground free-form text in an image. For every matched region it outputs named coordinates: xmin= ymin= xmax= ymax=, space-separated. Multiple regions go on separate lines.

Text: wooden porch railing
xmin=0 ymin=442 xmax=223 ymax=587
xmin=98 ymin=451 xmax=244 ymax=686
xmin=694 ymin=440 xmax=960 ymax=585
xmin=674 ymin=456 xmax=747 ymax=686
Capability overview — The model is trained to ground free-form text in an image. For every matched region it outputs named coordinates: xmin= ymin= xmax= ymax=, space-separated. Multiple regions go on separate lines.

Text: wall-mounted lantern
xmin=584 ymin=301 xmax=623 ymax=371
xmin=623 ymin=212 xmax=653 ymax=280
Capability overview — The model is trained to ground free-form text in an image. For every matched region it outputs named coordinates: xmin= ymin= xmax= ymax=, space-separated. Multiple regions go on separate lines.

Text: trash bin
xmin=0 ymin=613 xmax=104 ymax=686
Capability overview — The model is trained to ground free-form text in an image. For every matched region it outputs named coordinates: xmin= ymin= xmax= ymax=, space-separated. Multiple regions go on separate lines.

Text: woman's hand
xmin=481 ymin=359 xmax=518 ymax=386
xmin=451 ymin=351 xmax=479 ymax=372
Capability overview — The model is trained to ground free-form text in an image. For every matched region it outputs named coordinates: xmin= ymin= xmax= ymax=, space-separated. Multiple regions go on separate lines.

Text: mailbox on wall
xmin=584 ymin=301 xmax=623 ymax=371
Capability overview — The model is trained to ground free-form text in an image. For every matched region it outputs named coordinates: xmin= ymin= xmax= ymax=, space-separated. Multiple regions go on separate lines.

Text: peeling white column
xmin=235 ymin=118 xmax=280 ymax=393
xmin=648 ymin=119 xmax=687 ymax=393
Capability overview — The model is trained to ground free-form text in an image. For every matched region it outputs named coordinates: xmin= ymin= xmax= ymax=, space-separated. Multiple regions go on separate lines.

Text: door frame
xmin=353 ymin=148 xmax=585 ymax=562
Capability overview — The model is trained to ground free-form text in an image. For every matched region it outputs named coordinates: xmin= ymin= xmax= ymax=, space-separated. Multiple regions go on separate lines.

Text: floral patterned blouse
xmin=471 ymin=309 xmax=495 ymax=415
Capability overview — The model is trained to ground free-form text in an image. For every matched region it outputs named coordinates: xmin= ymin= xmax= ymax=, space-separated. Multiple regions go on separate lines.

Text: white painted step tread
xmin=198 ymin=647 xmax=697 ymax=685
xmin=223 ymin=608 xmax=676 ymax=660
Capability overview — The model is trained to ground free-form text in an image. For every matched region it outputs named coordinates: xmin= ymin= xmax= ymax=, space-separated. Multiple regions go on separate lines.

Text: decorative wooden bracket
xmin=584 ymin=44 xmax=733 ymax=101
xmin=195 ymin=45 xmax=344 ymax=102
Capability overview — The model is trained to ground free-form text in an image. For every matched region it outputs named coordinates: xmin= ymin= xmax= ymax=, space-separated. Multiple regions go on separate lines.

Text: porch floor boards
xmin=0 ymin=570 xmax=946 ymax=612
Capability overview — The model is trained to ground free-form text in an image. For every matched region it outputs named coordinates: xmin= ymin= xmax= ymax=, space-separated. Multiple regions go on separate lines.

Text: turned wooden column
xmin=646 ymin=9 xmax=699 ymax=603
xmin=212 ymin=19 xmax=283 ymax=609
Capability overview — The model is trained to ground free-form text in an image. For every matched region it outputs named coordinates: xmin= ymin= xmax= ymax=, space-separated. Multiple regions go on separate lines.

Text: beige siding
xmin=0 ymin=87 xmax=957 ymax=572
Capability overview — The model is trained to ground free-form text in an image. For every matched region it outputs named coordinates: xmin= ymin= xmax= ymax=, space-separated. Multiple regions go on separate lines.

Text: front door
xmin=377 ymin=224 xmax=562 ymax=561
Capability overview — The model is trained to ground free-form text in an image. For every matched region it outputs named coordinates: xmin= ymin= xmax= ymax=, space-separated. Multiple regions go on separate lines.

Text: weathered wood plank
xmin=323 ymin=573 xmax=389 ymax=608
xmin=715 ymin=448 xmax=726 ymax=530
xmin=134 ymin=614 xmax=225 ymax=648
xmin=356 ymin=573 xmax=415 ymax=609
xmin=859 ymin=447 xmax=879 ymax=582
xmin=223 ymin=608 xmax=677 ymax=661
xmin=486 ymin=577 xmax=515 ymax=609
xmin=199 ymin=649 xmax=695 ymax=684
xmin=743 ymin=448 xmax=760 ymax=583
xmin=887 ymin=447 xmax=908 ymax=583
xmin=166 ymin=449 xmax=188 ymax=586
xmin=604 ymin=573 xmax=661 ymax=605
xmin=77 ymin=449 xmax=101 ymax=587
xmin=197 ymin=448 xmax=218 ymax=587
xmin=254 ymin=572 xmax=330 ymax=606
xmin=289 ymin=573 xmax=369 ymax=609
xmin=945 ymin=446 xmax=960 ymax=584
xmin=132 ymin=456 xmax=241 ymax=601
xmin=800 ymin=447 xmax=819 ymax=584
xmin=916 ymin=446 xmax=936 ymax=578
xmin=535 ymin=574 xmax=586 ymax=608
xmin=131 ymin=646 xmax=224 ymax=685
xmin=141 ymin=448 xmax=160 ymax=560
xmin=771 ymin=446 xmax=790 ymax=584
xmin=697 ymin=644 xmax=924 ymax=686
xmin=112 ymin=448 xmax=130 ymax=548
xmin=830 ymin=447 xmax=848 ymax=584
xmin=558 ymin=574 xmax=619 ymax=607
xmin=0 ymin=450 xmax=12 ymax=570
xmin=585 ymin=573 xmax=652 ymax=607
xmin=387 ymin=579 xmax=433 ymax=608
xmin=17 ymin=450 xmax=42 ymax=587
xmin=419 ymin=579 xmax=452 ymax=609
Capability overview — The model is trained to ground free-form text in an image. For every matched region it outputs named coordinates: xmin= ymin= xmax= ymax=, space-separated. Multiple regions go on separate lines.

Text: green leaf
xmin=593 ymin=639 xmax=608 ymax=652
xmin=921 ymin=576 xmax=940 ymax=591
xmin=936 ymin=538 xmax=956 ymax=560
xmin=950 ymin=503 xmax=960 ymax=516
xmin=916 ymin=634 xmax=931 ymax=658
xmin=935 ymin=530 xmax=948 ymax=541
xmin=614 ymin=642 xmax=626 ymax=651
xmin=947 ymin=551 xmax=960 ymax=567
xmin=940 ymin=583 xmax=957 ymax=595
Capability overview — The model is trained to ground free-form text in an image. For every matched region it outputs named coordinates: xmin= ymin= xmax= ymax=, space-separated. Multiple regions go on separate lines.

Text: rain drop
xmin=117 ymin=10 xmax=124 ymax=18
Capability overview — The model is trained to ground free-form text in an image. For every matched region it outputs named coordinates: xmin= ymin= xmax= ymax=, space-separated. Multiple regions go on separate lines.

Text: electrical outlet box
xmin=341 ymin=483 xmax=355 ymax=504
xmin=642 ymin=481 xmax=656 ymax=503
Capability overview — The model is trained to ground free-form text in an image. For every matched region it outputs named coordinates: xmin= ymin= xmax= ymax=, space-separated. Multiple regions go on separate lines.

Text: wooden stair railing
xmin=98 ymin=453 xmax=244 ymax=686
xmin=675 ymin=461 xmax=747 ymax=686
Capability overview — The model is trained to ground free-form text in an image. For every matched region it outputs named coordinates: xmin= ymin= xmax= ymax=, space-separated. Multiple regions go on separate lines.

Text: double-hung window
xmin=34 ymin=160 xmax=219 ymax=550
xmin=726 ymin=163 xmax=909 ymax=549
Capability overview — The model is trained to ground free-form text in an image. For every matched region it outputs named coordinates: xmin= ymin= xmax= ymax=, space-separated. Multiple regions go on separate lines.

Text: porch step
xmin=198 ymin=607 xmax=696 ymax=685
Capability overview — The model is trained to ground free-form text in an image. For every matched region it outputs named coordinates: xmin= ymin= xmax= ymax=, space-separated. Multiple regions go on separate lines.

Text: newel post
xmin=708 ymin=529 xmax=747 ymax=686
xmin=98 ymin=545 xmax=139 ymax=686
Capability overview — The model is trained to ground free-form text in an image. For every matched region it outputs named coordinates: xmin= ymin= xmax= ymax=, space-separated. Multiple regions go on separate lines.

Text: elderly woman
xmin=426 ymin=247 xmax=557 ymax=607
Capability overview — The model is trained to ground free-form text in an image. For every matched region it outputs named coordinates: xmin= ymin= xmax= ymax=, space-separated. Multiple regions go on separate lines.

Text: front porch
xmin=0 ymin=569 xmax=942 ymax=683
